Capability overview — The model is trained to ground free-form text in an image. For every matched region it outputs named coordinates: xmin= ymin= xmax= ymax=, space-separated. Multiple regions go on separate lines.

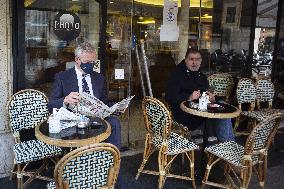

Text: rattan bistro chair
xmin=135 ymin=96 xmax=199 ymax=189
xmin=7 ymin=89 xmax=62 ymax=189
xmin=256 ymin=78 xmax=274 ymax=109
xmin=47 ymin=143 xmax=120 ymax=189
xmin=201 ymin=113 xmax=283 ymax=189
xmin=242 ymin=78 xmax=284 ymax=124
xmin=234 ymin=78 xmax=257 ymax=136
xmin=208 ymin=73 xmax=234 ymax=103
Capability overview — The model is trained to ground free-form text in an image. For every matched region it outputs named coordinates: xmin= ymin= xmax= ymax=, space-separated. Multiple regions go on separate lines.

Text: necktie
xmin=82 ymin=74 xmax=90 ymax=94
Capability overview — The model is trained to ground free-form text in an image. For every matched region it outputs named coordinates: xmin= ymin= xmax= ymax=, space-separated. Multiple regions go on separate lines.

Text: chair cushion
xmin=205 ymin=141 xmax=258 ymax=167
xmin=47 ymin=181 xmax=56 ymax=189
xmin=242 ymin=109 xmax=284 ymax=122
xmin=14 ymin=140 xmax=62 ymax=164
xmin=152 ymin=132 xmax=199 ymax=155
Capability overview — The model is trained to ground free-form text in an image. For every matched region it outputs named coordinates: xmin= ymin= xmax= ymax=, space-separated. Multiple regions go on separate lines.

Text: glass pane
xmin=106 ymin=0 xmax=132 ymax=101
xmin=205 ymin=0 xmax=252 ymax=76
xmin=24 ymin=0 xmax=101 ymax=95
xmin=275 ymin=1 xmax=284 ymax=91
xmin=252 ymin=0 xmax=279 ymax=78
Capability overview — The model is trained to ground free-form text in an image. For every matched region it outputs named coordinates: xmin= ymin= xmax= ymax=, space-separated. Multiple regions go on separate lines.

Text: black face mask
xmin=80 ymin=62 xmax=94 ymax=74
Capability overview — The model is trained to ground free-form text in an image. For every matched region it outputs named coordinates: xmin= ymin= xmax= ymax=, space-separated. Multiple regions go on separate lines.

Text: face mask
xmin=80 ymin=62 xmax=94 ymax=74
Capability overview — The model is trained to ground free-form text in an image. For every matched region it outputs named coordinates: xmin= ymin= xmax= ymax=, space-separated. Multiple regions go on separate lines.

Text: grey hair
xmin=74 ymin=42 xmax=97 ymax=57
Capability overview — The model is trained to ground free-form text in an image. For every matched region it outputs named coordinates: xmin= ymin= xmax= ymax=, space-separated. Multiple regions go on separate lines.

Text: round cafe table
xmin=180 ymin=101 xmax=241 ymax=147
xmin=35 ymin=117 xmax=111 ymax=148
xmin=180 ymin=101 xmax=241 ymax=177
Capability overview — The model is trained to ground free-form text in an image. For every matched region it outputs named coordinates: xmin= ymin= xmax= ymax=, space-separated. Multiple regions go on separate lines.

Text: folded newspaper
xmin=69 ymin=92 xmax=135 ymax=119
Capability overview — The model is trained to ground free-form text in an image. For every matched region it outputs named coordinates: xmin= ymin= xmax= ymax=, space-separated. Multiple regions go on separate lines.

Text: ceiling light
xmin=134 ymin=0 xmax=213 ymax=8
xmin=137 ymin=20 xmax=156 ymax=24
xmin=110 ymin=1 xmax=114 ymax=3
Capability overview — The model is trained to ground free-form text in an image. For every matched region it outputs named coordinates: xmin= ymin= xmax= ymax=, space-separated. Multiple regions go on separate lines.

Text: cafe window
xmin=21 ymin=0 xmax=105 ymax=95
xmin=106 ymin=0 xmax=257 ymax=99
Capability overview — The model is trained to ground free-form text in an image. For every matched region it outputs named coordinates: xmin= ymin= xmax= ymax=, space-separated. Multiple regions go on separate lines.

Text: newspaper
xmin=69 ymin=92 xmax=135 ymax=119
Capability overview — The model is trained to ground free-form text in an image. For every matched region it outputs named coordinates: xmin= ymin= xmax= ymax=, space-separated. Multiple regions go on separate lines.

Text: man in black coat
xmin=165 ymin=48 xmax=234 ymax=142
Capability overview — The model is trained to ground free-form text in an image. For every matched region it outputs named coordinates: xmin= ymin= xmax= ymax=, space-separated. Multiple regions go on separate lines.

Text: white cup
xmin=48 ymin=116 xmax=61 ymax=133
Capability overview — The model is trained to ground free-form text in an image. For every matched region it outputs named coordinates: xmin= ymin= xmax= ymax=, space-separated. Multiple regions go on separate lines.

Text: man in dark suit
xmin=48 ymin=42 xmax=121 ymax=149
xmin=165 ymin=48 xmax=235 ymax=142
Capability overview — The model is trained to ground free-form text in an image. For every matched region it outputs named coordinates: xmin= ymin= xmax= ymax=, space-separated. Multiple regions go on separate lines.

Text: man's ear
xmin=75 ymin=56 xmax=80 ymax=64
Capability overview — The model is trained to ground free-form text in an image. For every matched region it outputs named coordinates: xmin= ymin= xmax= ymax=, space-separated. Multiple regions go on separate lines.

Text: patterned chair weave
xmin=237 ymin=78 xmax=256 ymax=104
xmin=208 ymin=74 xmax=234 ymax=98
xmin=205 ymin=141 xmax=258 ymax=167
xmin=145 ymin=100 xmax=170 ymax=137
xmin=242 ymin=109 xmax=284 ymax=122
xmin=56 ymin=150 xmax=115 ymax=189
xmin=7 ymin=90 xmax=49 ymax=134
xmin=152 ymin=132 xmax=199 ymax=155
xmin=256 ymin=79 xmax=274 ymax=103
xmin=14 ymin=140 xmax=62 ymax=164
xmin=47 ymin=181 xmax=56 ymax=189
xmin=250 ymin=117 xmax=276 ymax=152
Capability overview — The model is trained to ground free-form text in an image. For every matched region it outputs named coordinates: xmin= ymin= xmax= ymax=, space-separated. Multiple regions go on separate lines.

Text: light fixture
xmin=134 ymin=0 xmax=213 ymax=8
xmin=137 ymin=17 xmax=155 ymax=24
xmin=137 ymin=20 xmax=156 ymax=24
xmin=110 ymin=1 xmax=114 ymax=4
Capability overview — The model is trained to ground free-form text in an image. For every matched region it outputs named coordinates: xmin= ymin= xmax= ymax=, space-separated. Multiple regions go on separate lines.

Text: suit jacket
xmin=48 ymin=68 xmax=110 ymax=112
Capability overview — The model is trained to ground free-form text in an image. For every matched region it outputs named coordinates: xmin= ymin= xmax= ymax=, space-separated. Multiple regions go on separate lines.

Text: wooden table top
xmin=35 ymin=118 xmax=111 ymax=148
xmin=180 ymin=101 xmax=241 ymax=119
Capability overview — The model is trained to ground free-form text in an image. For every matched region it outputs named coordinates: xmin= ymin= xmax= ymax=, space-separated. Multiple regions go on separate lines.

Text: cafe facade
xmin=0 ymin=0 xmax=284 ymax=177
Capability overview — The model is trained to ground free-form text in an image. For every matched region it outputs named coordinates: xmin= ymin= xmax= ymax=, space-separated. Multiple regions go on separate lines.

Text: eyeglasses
xmin=188 ymin=57 xmax=202 ymax=61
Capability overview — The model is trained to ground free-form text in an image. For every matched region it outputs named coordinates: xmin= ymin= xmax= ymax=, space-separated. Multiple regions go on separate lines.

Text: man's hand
xmin=206 ymin=91 xmax=216 ymax=102
xmin=189 ymin=90 xmax=201 ymax=101
xmin=64 ymin=92 xmax=81 ymax=105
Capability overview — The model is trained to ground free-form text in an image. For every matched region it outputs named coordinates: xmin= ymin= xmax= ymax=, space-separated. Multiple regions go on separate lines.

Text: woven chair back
xmin=6 ymin=89 xmax=49 ymax=136
xmin=208 ymin=73 xmax=234 ymax=99
xmin=256 ymin=78 xmax=274 ymax=108
xmin=244 ymin=113 xmax=283 ymax=157
xmin=236 ymin=78 xmax=256 ymax=109
xmin=142 ymin=96 xmax=172 ymax=139
xmin=55 ymin=143 xmax=120 ymax=189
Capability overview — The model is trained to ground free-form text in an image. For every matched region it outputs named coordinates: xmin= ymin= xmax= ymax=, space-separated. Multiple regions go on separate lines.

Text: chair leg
xmin=241 ymin=166 xmax=253 ymax=189
xmin=257 ymin=155 xmax=267 ymax=189
xmin=188 ymin=151 xmax=196 ymax=189
xmin=135 ymin=134 xmax=154 ymax=180
xmin=158 ymin=149 xmax=167 ymax=189
xmin=233 ymin=116 xmax=241 ymax=134
xmin=17 ymin=164 xmax=23 ymax=189
xmin=201 ymin=154 xmax=214 ymax=189
xmin=10 ymin=162 xmax=16 ymax=180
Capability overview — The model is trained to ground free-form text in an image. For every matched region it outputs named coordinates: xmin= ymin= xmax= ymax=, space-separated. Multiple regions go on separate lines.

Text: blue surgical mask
xmin=80 ymin=62 xmax=94 ymax=74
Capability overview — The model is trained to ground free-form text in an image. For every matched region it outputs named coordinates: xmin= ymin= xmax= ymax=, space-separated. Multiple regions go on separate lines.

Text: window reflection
xmin=24 ymin=0 xmax=100 ymax=95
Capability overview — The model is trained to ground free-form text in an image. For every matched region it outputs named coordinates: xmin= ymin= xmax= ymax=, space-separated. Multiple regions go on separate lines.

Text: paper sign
xmin=160 ymin=24 xmax=179 ymax=41
xmin=115 ymin=68 xmax=125 ymax=80
xmin=163 ymin=0 xmax=178 ymax=25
